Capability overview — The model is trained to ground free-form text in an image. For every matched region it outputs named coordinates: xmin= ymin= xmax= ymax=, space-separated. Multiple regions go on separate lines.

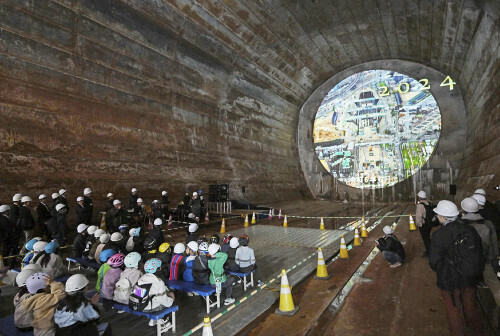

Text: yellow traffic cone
xmin=202 ymin=316 xmax=214 ymax=336
xmin=251 ymin=212 xmax=256 ymax=224
xmin=275 ymin=269 xmax=299 ymax=315
xmin=320 ymin=217 xmax=325 ymax=230
xmin=283 ymin=215 xmax=288 ymax=227
xmin=339 ymin=235 xmax=349 ymax=258
xmin=244 ymin=214 xmax=249 ymax=228
xmin=360 ymin=218 xmax=368 ymax=238
xmin=354 ymin=228 xmax=362 ymax=246
xmin=409 ymin=214 xmax=416 ymax=231
xmin=220 ymin=218 xmax=226 ymax=233
xmin=315 ymin=247 xmax=331 ymax=279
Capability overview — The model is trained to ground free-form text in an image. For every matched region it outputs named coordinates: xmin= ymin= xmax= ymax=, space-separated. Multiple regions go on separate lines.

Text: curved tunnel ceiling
xmin=0 ymin=0 xmax=498 ymax=202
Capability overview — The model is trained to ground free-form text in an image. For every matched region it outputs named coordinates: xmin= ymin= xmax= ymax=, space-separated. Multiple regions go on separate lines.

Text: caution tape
xmin=254 ymin=211 xmax=408 ymax=220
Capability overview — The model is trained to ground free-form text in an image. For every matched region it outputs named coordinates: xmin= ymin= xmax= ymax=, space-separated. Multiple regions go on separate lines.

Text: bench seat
xmin=0 ymin=315 xmax=34 ymax=336
xmin=227 ymin=269 xmax=255 ymax=291
xmin=165 ymin=280 xmax=220 ymax=313
xmin=112 ymin=303 xmax=178 ymax=335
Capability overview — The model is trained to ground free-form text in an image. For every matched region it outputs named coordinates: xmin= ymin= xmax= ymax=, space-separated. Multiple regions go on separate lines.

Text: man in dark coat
xmin=111 ymin=199 xmax=128 ymax=233
xmin=58 ymin=188 xmax=69 ymax=212
xmin=36 ymin=194 xmax=52 ymax=240
xmin=75 ymin=197 xmax=87 ymax=224
xmin=189 ymin=192 xmax=202 ymax=219
xmin=83 ymin=187 xmax=93 ymax=224
xmin=128 ymin=188 xmax=139 ymax=210
xmin=0 ymin=205 xmax=15 ymax=260
xmin=10 ymin=194 xmax=22 ymax=255
xmin=19 ymin=196 xmax=35 ymax=254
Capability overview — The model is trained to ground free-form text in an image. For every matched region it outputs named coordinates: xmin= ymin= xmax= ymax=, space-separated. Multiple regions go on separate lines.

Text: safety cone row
xmin=360 ymin=217 xmax=368 ymax=238
xmin=202 ymin=316 xmax=213 ymax=336
xmin=251 ymin=211 xmax=256 ymax=224
xmin=339 ymin=235 xmax=349 ymax=258
xmin=283 ymin=215 xmax=288 ymax=227
xmin=320 ymin=217 xmax=325 ymax=230
xmin=268 ymin=209 xmax=273 ymax=220
xmin=244 ymin=214 xmax=249 ymax=228
xmin=315 ymin=247 xmax=331 ymax=279
xmin=353 ymin=228 xmax=362 ymax=246
xmin=278 ymin=208 xmax=282 ymax=219
xmin=409 ymin=214 xmax=416 ymax=231
xmin=220 ymin=218 xmax=226 ymax=233
xmin=275 ymin=269 xmax=299 ymax=315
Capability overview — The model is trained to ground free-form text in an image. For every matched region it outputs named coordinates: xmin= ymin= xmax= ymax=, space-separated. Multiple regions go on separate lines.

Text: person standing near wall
xmin=416 ymin=190 xmax=432 ymax=258
xmin=19 ymin=196 xmax=35 ymax=254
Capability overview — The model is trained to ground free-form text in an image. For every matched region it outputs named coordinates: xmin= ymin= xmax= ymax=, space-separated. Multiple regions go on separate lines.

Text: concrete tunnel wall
xmin=0 ymin=0 xmax=499 ymax=206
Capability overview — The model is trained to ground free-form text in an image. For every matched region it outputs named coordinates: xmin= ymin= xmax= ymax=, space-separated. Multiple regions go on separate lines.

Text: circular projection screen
xmin=313 ymin=70 xmax=442 ymax=189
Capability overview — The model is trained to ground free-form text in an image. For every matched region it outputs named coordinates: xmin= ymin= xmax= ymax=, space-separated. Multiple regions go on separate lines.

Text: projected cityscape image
xmin=313 ymin=70 xmax=442 ymax=189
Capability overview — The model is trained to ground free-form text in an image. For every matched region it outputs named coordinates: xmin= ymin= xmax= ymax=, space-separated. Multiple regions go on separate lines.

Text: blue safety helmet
xmin=144 ymin=258 xmax=162 ymax=274
xmin=100 ymin=249 xmax=116 ymax=263
xmin=25 ymin=238 xmax=40 ymax=251
xmin=45 ymin=241 xmax=59 ymax=254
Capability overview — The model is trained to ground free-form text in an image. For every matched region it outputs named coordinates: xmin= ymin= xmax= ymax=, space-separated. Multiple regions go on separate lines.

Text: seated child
xmin=114 ymin=252 xmax=143 ymax=304
xmin=30 ymin=241 xmax=48 ymax=264
xmin=221 ymin=234 xmax=233 ymax=253
xmin=22 ymin=237 xmax=41 ymax=269
xmin=95 ymin=233 xmax=111 ymax=265
xmin=89 ymin=229 xmax=105 ymax=262
xmin=141 ymin=236 xmax=158 ymax=264
xmin=224 ymin=237 xmax=240 ymax=272
xmin=54 ymin=274 xmax=111 ymax=336
xmin=22 ymin=272 xmax=65 ymax=336
xmin=183 ymin=241 xmax=198 ymax=282
xmin=235 ymin=235 xmax=263 ymax=286
xmin=14 ymin=264 xmax=41 ymax=331
xmin=126 ymin=228 xmax=136 ymax=252
xmin=34 ymin=241 xmax=65 ymax=279
xmin=101 ymin=253 xmax=125 ymax=311
xmin=193 ymin=242 xmax=210 ymax=285
xmin=186 ymin=224 xmax=199 ymax=244
xmin=96 ymin=249 xmax=115 ymax=293
xmin=207 ymin=243 xmax=235 ymax=306
xmin=133 ymin=258 xmax=175 ymax=327
xmin=169 ymin=243 xmax=186 ymax=280
xmin=156 ymin=243 xmax=172 ymax=281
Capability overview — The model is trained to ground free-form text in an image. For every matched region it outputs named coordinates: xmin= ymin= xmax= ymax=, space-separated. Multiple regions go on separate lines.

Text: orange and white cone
xmin=360 ymin=218 xmax=368 ymax=238
xmin=320 ymin=217 xmax=325 ymax=230
xmin=339 ymin=235 xmax=349 ymax=258
xmin=315 ymin=247 xmax=331 ymax=279
xmin=275 ymin=269 xmax=299 ymax=315
xmin=268 ymin=209 xmax=273 ymax=220
xmin=220 ymin=218 xmax=226 ymax=234
xmin=202 ymin=316 xmax=213 ymax=336
xmin=409 ymin=214 xmax=416 ymax=231
xmin=251 ymin=212 xmax=256 ymax=224
xmin=278 ymin=209 xmax=282 ymax=219
xmin=167 ymin=214 xmax=173 ymax=229
xmin=205 ymin=212 xmax=209 ymax=224
xmin=244 ymin=214 xmax=249 ymax=228
xmin=354 ymin=228 xmax=362 ymax=246
xmin=283 ymin=215 xmax=288 ymax=227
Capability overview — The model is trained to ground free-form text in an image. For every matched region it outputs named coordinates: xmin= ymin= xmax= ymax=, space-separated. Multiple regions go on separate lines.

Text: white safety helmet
xmin=38 ymin=194 xmax=47 ymax=200
xmin=33 ymin=241 xmax=48 ymax=252
xmin=51 ymin=193 xmax=60 ymax=200
xmin=83 ymin=187 xmax=92 ymax=195
xmin=472 ymin=194 xmax=486 ymax=206
xmin=162 ymin=191 xmax=167 ymax=196
xmin=152 ymin=199 xmax=158 ymax=203
xmin=417 ymin=190 xmax=426 ymax=199
xmin=111 ymin=232 xmax=123 ymax=242
xmin=13 ymin=193 xmax=23 ymax=202
xmin=129 ymin=228 xmax=136 ymax=237
xmin=154 ymin=218 xmax=163 ymax=226
xmin=173 ymin=243 xmax=186 ymax=254
xmin=94 ymin=229 xmax=105 ymax=238
xmin=229 ymin=237 xmax=239 ymax=249
xmin=192 ymin=192 xmax=198 ymax=196
xmin=474 ymin=189 xmax=486 ymax=196
xmin=188 ymin=213 xmax=196 ymax=219
xmin=433 ymin=200 xmax=459 ymax=217
xmin=107 ymin=193 xmax=113 ymax=198
xmin=188 ymin=224 xmax=198 ymax=233
xmin=461 ymin=197 xmax=479 ymax=213
xmin=21 ymin=196 xmax=32 ymax=203
xmin=131 ymin=188 xmax=137 ymax=193
xmin=65 ymin=274 xmax=89 ymax=293
xmin=113 ymin=199 xmax=121 ymax=205
xmin=208 ymin=243 xmax=220 ymax=256
xmin=100 ymin=233 xmax=110 ymax=244
xmin=87 ymin=225 xmax=98 ymax=235
xmin=76 ymin=196 xmax=84 ymax=202
xmin=77 ymin=223 xmax=89 ymax=233
xmin=55 ymin=204 xmax=66 ymax=212
xmin=137 ymin=198 xmax=143 ymax=203
xmin=0 ymin=204 xmax=11 ymax=213
xmin=187 ymin=241 xmax=199 ymax=253
xmin=58 ymin=189 xmax=67 ymax=195
xmin=383 ymin=226 xmax=393 ymax=235
xmin=16 ymin=265 xmax=42 ymax=287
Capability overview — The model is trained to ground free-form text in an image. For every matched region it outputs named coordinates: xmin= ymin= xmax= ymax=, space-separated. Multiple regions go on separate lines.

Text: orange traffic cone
xmin=251 ymin=212 xmax=256 ymax=224
xmin=202 ymin=316 xmax=213 ymax=336
xmin=360 ymin=218 xmax=368 ymax=238
xmin=314 ymin=247 xmax=331 ymax=279
xmin=268 ymin=209 xmax=273 ymax=220
xmin=167 ymin=214 xmax=173 ymax=229
xmin=353 ymin=228 xmax=362 ymax=246
xmin=320 ymin=217 xmax=325 ymax=230
xmin=220 ymin=218 xmax=226 ymax=233
xmin=283 ymin=215 xmax=288 ymax=227
xmin=409 ymin=214 xmax=416 ymax=231
xmin=244 ymin=214 xmax=249 ymax=228
xmin=275 ymin=269 xmax=299 ymax=315
xmin=339 ymin=235 xmax=349 ymax=258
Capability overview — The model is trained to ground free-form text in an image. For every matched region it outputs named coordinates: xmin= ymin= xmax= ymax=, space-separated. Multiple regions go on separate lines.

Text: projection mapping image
xmin=313 ymin=70 xmax=441 ymax=189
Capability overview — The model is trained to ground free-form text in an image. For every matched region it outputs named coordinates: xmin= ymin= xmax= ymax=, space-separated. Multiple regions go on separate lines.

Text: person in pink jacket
xmin=101 ymin=253 xmax=125 ymax=311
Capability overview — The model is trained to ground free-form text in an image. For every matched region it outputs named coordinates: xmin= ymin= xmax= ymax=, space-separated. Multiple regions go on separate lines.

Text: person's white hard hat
xmin=33 ymin=241 xmax=48 ymax=252
xmin=129 ymin=228 xmax=136 ymax=236
xmin=107 ymin=193 xmax=113 ymax=198
xmin=173 ymin=242 xmax=186 ymax=254
xmin=193 ymin=192 xmax=198 ymax=196
xmin=16 ymin=265 xmax=42 ymax=287
xmin=461 ymin=197 xmax=479 ymax=213
xmin=94 ymin=229 xmax=105 ymax=238
xmin=229 ymin=237 xmax=239 ymax=249
xmin=154 ymin=218 xmax=163 ymax=226
xmin=208 ymin=243 xmax=220 ymax=256
xmin=131 ymin=188 xmax=137 ymax=193
xmin=152 ymin=199 xmax=158 ymax=203
xmin=21 ymin=196 xmax=32 ymax=203
xmin=83 ymin=187 xmax=92 ymax=195
xmin=417 ymin=190 xmax=426 ymax=199
xmin=51 ymin=193 xmax=60 ymax=200
xmin=100 ymin=233 xmax=110 ymax=244
xmin=111 ymin=232 xmax=123 ymax=242
xmin=87 ymin=225 xmax=98 ymax=235
xmin=474 ymin=189 xmax=486 ymax=196
xmin=77 ymin=223 xmax=89 ymax=233
xmin=383 ymin=226 xmax=393 ymax=235
xmin=13 ymin=193 xmax=23 ymax=202
xmin=113 ymin=199 xmax=121 ymax=205
xmin=188 ymin=213 xmax=196 ymax=219
xmin=187 ymin=241 xmax=198 ymax=253
xmin=433 ymin=200 xmax=459 ymax=217
xmin=472 ymin=194 xmax=486 ymax=206
xmin=188 ymin=224 xmax=198 ymax=233
xmin=162 ymin=191 xmax=167 ymax=196
xmin=55 ymin=204 xmax=66 ymax=212
xmin=58 ymin=189 xmax=67 ymax=195
xmin=0 ymin=204 xmax=10 ymax=212
xmin=137 ymin=198 xmax=143 ymax=203
xmin=38 ymin=194 xmax=47 ymax=200
xmin=65 ymin=274 xmax=89 ymax=293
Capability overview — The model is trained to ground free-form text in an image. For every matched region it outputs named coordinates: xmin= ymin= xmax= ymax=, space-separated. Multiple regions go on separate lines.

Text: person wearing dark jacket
xmin=36 ymin=194 xmax=53 ymax=240
xmin=147 ymin=219 xmax=165 ymax=251
xmin=58 ymin=188 xmax=69 ymax=212
xmin=53 ymin=204 xmax=68 ymax=246
xmin=128 ymin=188 xmax=138 ymax=210
xmin=49 ymin=193 xmax=60 ymax=218
xmin=75 ymin=197 xmax=87 ymax=224
xmin=186 ymin=223 xmax=199 ymax=245
xmin=376 ymin=226 xmax=405 ymax=268
xmin=83 ymin=187 xmax=93 ymax=225
xmin=189 ymin=192 xmax=202 ymax=219
xmin=0 ymin=205 xmax=15 ymax=259
xmin=161 ymin=191 xmax=169 ymax=218
xmin=133 ymin=198 xmax=146 ymax=228
xmin=10 ymin=193 xmax=22 ymax=255
xmin=429 ymin=200 xmax=484 ymax=336
xmin=193 ymin=242 xmax=210 ymax=284
xmin=19 ymin=196 xmax=36 ymax=254
xmin=73 ymin=224 xmax=90 ymax=259
xmin=110 ymin=200 xmax=128 ymax=233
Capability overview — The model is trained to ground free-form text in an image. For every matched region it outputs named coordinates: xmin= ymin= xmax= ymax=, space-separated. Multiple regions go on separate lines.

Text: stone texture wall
xmin=0 ymin=0 xmax=498 ymax=210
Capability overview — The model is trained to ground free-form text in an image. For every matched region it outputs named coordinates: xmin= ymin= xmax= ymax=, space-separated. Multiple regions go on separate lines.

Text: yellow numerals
xmin=418 ymin=79 xmax=430 ymax=90
xmin=440 ymin=75 xmax=456 ymax=90
xmin=379 ymin=85 xmax=390 ymax=97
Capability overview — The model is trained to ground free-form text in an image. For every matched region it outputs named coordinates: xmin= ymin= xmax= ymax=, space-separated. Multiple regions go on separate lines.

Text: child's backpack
xmin=449 ymin=222 xmax=484 ymax=277
xmin=113 ymin=278 xmax=132 ymax=304
xmin=129 ymin=283 xmax=154 ymax=311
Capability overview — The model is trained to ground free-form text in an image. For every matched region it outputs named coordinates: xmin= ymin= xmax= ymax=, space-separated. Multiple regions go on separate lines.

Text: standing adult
xmin=36 ymin=194 xmax=52 ymax=240
xmin=429 ymin=200 xmax=484 ymax=336
xmin=415 ymin=190 xmax=432 ymax=258
xmin=0 ymin=205 xmax=15 ymax=259
xmin=129 ymin=188 xmax=138 ymax=210
xmin=83 ymin=188 xmax=93 ymax=225
xmin=58 ymin=188 xmax=69 ymax=212
xmin=75 ymin=197 xmax=86 ymax=225
xmin=189 ymin=192 xmax=202 ymax=219
xmin=10 ymin=193 xmax=23 ymax=255
xmin=19 ymin=196 xmax=35 ymax=254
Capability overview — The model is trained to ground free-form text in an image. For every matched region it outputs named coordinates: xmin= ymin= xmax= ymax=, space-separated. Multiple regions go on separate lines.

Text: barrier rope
xmin=253 ymin=211 xmax=409 ymax=220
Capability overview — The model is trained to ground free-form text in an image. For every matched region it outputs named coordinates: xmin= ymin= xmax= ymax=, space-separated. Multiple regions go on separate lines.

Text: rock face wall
xmin=0 ymin=0 xmax=498 ymax=207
